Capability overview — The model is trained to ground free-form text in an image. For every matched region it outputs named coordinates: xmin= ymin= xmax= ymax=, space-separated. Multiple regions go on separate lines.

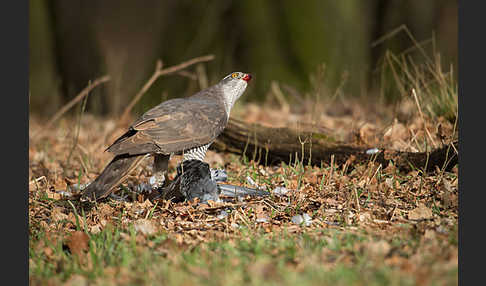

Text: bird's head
xmin=218 ymin=72 xmax=252 ymax=115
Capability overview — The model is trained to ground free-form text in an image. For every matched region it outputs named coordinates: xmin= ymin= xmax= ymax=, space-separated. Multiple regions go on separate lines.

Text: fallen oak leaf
xmin=66 ymin=231 xmax=90 ymax=256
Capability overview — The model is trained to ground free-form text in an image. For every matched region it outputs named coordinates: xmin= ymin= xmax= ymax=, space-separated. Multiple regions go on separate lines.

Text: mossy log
xmin=212 ymin=119 xmax=458 ymax=173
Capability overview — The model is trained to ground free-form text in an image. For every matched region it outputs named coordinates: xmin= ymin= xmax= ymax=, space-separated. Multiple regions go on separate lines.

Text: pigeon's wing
xmin=107 ymin=97 xmax=227 ymax=156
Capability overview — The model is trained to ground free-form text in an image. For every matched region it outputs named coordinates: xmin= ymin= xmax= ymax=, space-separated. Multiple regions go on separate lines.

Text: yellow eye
xmin=231 ymin=73 xmax=238 ymax=78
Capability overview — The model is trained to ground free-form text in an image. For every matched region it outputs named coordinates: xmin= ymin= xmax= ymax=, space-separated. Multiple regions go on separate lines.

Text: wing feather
xmin=107 ymin=94 xmax=227 ymax=156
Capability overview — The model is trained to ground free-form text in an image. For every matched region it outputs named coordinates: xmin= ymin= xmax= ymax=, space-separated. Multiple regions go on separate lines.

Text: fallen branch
xmin=31 ymin=75 xmax=111 ymax=140
xmin=212 ymin=118 xmax=458 ymax=173
xmin=119 ymin=54 xmax=216 ymax=124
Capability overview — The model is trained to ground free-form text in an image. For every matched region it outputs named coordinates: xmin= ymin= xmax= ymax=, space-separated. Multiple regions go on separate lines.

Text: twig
xmin=326 ymin=154 xmax=335 ymax=186
xmin=270 ymin=81 xmax=290 ymax=114
xmin=371 ymin=24 xmax=431 ymax=65
xmin=366 ymin=164 xmax=382 ymax=188
xmin=411 ymin=88 xmax=437 ymax=149
xmin=77 ymin=153 xmax=90 ymax=179
xmin=354 ymin=187 xmax=361 ymax=213
xmin=436 ymin=111 xmax=459 ymax=186
xmin=236 ymin=209 xmax=251 ymax=229
xmin=408 ymin=128 xmax=422 ymax=152
xmin=29 ymin=176 xmax=47 ymax=186
xmin=196 ymin=63 xmax=209 ymax=89
xmin=31 ymin=75 xmax=111 ymax=140
xmin=66 ymin=88 xmax=89 ymax=168
xmin=120 ymin=54 xmax=215 ymax=123
xmin=177 ymin=70 xmax=197 ymax=80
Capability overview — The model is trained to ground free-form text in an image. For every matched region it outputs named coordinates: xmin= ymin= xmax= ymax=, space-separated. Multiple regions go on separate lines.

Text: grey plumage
xmin=156 ymin=159 xmax=268 ymax=203
xmin=81 ymin=72 xmax=251 ymax=201
xmin=217 ymin=184 xmax=269 ymax=198
xmin=178 ymin=159 xmax=220 ymax=202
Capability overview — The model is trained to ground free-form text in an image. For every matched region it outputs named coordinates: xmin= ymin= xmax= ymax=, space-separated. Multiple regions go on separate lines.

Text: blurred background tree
xmin=29 ymin=0 xmax=457 ymax=118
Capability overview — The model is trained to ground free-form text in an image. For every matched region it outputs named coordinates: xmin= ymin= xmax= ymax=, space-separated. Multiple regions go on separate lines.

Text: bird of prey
xmin=81 ymin=72 xmax=252 ymax=201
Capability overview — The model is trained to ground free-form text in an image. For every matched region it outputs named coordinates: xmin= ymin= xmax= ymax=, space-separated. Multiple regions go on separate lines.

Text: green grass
xmin=30 ymin=223 xmax=437 ymax=286
xmin=376 ymin=27 xmax=458 ymax=123
xmin=29 ymin=78 xmax=458 ymax=285
xmin=29 ymin=161 xmax=458 ymax=286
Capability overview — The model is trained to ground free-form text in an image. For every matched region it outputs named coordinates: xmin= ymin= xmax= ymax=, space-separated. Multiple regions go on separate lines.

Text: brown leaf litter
xmin=29 ymin=101 xmax=458 ymax=281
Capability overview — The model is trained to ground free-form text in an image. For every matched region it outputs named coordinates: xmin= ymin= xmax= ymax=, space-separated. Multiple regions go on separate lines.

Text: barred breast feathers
xmin=183 ymin=144 xmax=211 ymax=161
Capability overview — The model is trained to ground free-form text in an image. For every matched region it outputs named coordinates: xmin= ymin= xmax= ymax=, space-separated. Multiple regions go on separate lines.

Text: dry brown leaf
xmin=98 ymin=203 xmax=115 ymax=218
xmin=43 ymin=247 xmax=55 ymax=260
xmin=384 ymin=122 xmax=408 ymax=142
xmin=51 ymin=207 xmax=68 ymax=222
xmin=408 ymin=203 xmax=433 ymax=220
xmin=359 ymin=123 xmax=378 ymax=145
xmin=90 ymin=224 xmax=102 ymax=234
xmin=66 ymin=231 xmax=90 ymax=256
xmin=29 ymin=105 xmax=458 ymax=282
xmin=255 ymin=205 xmax=270 ymax=223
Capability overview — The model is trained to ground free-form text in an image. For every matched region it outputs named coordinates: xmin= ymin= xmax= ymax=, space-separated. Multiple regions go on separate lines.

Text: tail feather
xmin=81 ymin=154 xmax=145 ymax=201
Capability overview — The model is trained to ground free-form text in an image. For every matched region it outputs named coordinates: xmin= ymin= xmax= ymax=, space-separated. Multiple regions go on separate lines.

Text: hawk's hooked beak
xmin=242 ymin=73 xmax=252 ymax=82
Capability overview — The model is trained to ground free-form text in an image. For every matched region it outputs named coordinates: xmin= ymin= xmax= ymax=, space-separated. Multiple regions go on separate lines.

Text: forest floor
xmin=29 ymin=97 xmax=458 ymax=285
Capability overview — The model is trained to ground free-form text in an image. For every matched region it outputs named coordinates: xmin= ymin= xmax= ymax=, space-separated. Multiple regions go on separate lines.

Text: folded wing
xmin=107 ymin=97 xmax=227 ymax=156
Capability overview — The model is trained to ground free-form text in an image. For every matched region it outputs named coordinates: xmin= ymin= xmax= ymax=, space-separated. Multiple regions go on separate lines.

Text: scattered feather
xmin=272 ymin=186 xmax=289 ymax=195
xmin=246 ymin=176 xmax=258 ymax=187
xmin=291 ymin=213 xmax=312 ymax=226
xmin=366 ymin=148 xmax=380 ymax=155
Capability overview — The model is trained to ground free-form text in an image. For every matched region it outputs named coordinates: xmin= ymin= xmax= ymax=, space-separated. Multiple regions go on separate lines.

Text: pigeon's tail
xmin=81 ymin=154 xmax=145 ymax=201
xmin=217 ymin=184 xmax=269 ymax=197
